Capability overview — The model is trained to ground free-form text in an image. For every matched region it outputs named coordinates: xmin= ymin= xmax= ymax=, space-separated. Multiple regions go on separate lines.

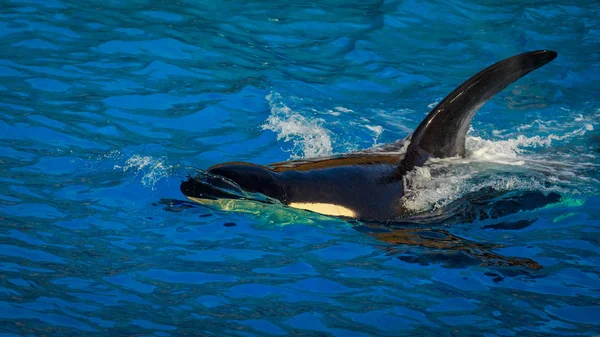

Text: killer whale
xmin=181 ymin=50 xmax=558 ymax=222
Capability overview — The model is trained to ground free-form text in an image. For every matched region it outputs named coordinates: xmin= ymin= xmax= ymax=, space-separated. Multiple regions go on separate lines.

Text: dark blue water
xmin=1 ymin=0 xmax=599 ymax=336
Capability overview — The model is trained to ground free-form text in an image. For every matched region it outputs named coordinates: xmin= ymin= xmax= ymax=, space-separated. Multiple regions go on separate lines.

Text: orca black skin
xmin=181 ymin=50 xmax=558 ymax=221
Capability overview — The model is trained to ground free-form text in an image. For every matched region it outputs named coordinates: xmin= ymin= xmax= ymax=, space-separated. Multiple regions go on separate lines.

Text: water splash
xmin=365 ymin=124 xmax=383 ymax=146
xmin=114 ymin=154 xmax=173 ymax=189
xmin=400 ymin=115 xmax=597 ymax=213
xmin=262 ymin=92 xmax=333 ymax=159
xmin=400 ymin=163 xmax=559 ymax=213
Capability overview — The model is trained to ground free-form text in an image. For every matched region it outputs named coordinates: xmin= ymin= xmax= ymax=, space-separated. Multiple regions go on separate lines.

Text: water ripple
xmin=1 ymin=0 xmax=599 ymax=336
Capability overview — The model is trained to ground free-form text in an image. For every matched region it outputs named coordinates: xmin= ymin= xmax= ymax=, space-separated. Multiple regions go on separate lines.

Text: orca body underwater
xmin=181 ymin=50 xmax=558 ymax=222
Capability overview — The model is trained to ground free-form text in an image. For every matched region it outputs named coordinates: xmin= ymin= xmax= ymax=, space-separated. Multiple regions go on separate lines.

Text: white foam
xmin=427 ymin=98 xmax=442 ymax=109
xmin=334 ymin=106 xmax=353 ymax=113
xmin=400 ymin=117 xmax=598 ymax=213
xmin=101 ymin=149 xmax=122 ymax=160
xmin=400 ymin=163 xmax=561 ymax=213
xmin=262 ymin=92 xmax=333 ymax=159
xmin=365 ymin=125 xmax=383 ymax=146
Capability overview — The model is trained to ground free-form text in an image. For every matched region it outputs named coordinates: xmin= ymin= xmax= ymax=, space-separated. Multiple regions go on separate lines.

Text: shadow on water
xmin=357 ymin=224 xmax=541 ymax=283
xmin=356 ymin=188 xmax=561 ymax=279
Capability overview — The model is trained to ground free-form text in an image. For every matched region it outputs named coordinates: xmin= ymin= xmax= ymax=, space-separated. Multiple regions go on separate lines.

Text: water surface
xmin=1 ymin=0 xmax=599 ymax=336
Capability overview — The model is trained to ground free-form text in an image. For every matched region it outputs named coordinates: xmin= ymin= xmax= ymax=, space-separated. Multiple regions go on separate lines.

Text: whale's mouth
xmin=180 ymin=169 xmax=277 ymax=205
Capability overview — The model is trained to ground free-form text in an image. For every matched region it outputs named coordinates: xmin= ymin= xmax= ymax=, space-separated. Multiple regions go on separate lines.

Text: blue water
xmin=1 ymin=0 xmax=599 ymax=336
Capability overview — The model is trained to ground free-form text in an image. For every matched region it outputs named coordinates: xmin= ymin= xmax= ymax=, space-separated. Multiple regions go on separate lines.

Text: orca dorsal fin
xmin=398 ymin=50 xmax=557 ymax=174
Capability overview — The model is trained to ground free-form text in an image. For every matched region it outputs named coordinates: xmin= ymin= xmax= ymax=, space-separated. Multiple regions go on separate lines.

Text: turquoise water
xmin=1 ymin=0 xmax=600 ymax=336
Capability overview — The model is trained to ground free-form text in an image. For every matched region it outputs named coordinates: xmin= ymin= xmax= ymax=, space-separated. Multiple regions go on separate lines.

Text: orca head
xmin=180 ymin=162 xmax=286 ymax=207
